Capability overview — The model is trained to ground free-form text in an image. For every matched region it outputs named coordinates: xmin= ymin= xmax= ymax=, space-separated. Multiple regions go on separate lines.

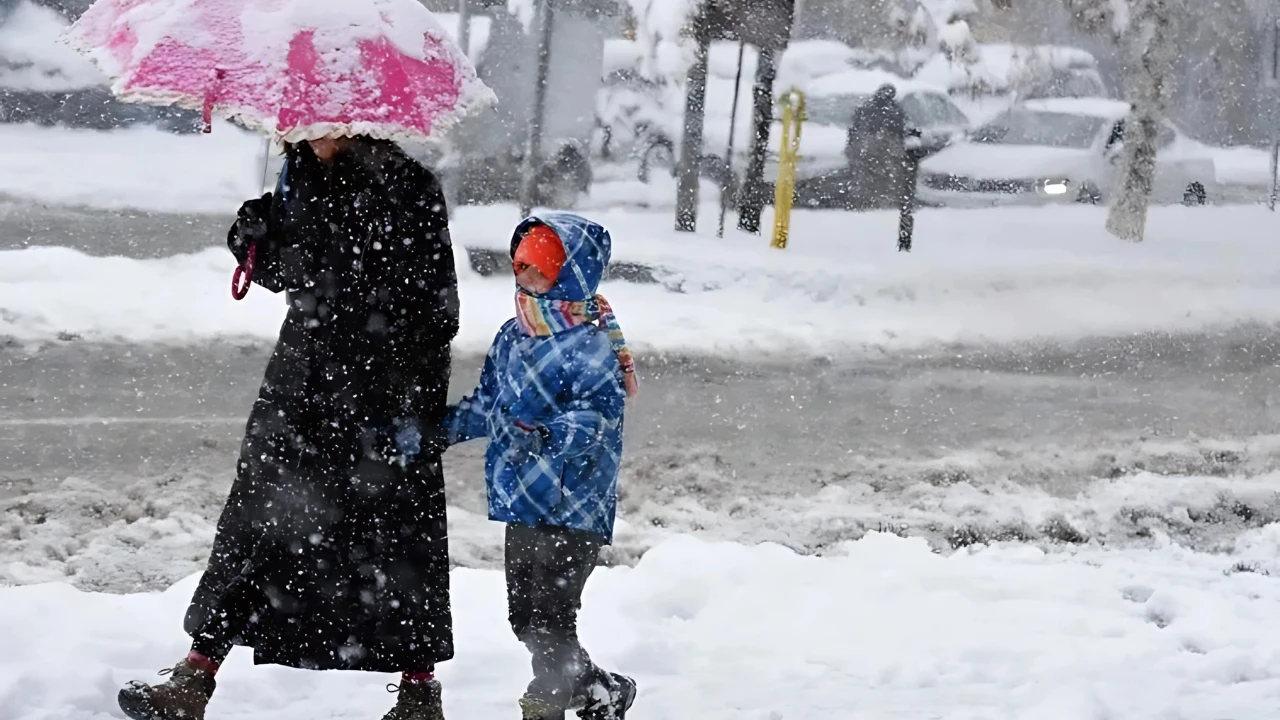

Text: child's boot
xmin=382 ymin=679 xmax=445 ymax=720
xmin=578 ymin=673 xmax=636 ymax=720
xmin=118 ymin=658 xmax=217 ymax=720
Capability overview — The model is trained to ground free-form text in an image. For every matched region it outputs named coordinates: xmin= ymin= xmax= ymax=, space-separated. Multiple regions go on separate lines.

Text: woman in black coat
xmin=118 ymin=136 xmax=460 ymax=720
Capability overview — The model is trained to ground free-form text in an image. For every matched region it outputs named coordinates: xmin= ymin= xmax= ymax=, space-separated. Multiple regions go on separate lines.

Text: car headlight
xmin=1036 ymin=178 xmax=1071 ymax=196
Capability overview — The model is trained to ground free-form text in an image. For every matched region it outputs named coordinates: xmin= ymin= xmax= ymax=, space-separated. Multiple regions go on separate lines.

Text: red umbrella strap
xmin=232 ymin=242 xmax=256 ymax=301
xmin=202 ymin=68 xmax=227 ymax=134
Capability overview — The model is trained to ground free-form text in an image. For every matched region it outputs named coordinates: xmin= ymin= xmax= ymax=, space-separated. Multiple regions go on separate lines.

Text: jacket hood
xmin=510 ymin=213 xmax=611 ymax=302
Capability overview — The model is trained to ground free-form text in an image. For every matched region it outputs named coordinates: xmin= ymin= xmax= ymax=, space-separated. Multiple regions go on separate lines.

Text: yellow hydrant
xmin=771 ymin=88 xmax=806 ymax=250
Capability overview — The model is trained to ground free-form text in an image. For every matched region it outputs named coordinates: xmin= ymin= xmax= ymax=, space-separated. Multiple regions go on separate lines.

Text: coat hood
xmin=511 ymin=213 xmax=611 ymax=302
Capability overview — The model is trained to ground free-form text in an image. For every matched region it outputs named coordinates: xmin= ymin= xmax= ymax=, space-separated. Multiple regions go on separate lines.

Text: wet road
xmin=5 ymin=203 xmax=1280 ymax=590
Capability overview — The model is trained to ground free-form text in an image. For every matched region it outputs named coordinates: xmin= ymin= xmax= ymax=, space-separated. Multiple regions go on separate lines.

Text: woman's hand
xmin=228 ymin=193 xmax=273 ymax=264
xmin=374 ymin=417 xmax=448 ymax=467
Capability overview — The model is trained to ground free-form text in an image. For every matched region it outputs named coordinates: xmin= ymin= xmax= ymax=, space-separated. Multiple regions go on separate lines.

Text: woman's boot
xmin=118 ymin=659 xmax=217 ymax=720
xmin=382 ymin=679 xmax=445 ymax=720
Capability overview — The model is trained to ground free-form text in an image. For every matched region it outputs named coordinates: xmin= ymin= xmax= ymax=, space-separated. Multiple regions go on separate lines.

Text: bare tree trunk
xmin=1106 ymin=0 xmax=1176 ymax=242
xmin=675 ymin=27 xmax=711 ymax=233
xmin=737 ymin=46 xmax=779 ymax=235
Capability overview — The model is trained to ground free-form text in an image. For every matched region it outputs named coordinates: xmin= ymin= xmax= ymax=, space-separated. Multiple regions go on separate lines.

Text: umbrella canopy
xmin=64 ymin=0 xmax=496 ymax=142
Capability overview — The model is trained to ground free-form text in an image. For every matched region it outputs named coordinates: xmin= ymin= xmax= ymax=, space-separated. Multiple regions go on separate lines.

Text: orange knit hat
xmin=513 ymin=224 xmax=567 ymax=282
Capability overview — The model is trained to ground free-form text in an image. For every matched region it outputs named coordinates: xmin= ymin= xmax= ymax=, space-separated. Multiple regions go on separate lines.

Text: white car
xmin=916 ymin=98 xmax=1218 ymax=208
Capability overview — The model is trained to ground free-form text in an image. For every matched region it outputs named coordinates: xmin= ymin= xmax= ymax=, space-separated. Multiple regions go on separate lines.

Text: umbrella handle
xmin=203 ymin=68 xmax=227 ymax=134
xmin=232 ymin=242 xmax=256 ymax=301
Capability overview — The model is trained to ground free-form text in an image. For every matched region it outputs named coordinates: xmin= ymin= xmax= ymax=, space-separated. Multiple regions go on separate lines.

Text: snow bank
xmin=4 ymin=204 xmax=1280 ymax=353
xmin=0 ymin=121 xmax=267 ymax=213
xmin=0 ymin=1 xmax=105 ymax=92
xmin=4 ymin=532 xmax=1280 ymax=718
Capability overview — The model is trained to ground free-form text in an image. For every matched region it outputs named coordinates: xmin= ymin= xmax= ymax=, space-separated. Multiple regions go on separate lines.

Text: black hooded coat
xmin=184 ymin=139 xmax=460 ymax=672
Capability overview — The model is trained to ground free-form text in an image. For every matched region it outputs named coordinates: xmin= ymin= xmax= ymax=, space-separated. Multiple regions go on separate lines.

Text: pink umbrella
xmin=63 ymin=0 xmax=496 ymax=143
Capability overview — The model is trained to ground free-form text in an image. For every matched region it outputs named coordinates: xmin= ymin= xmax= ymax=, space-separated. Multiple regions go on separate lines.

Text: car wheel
xmin=1183 ymin=181 xmax=1207 ymax=206
xmin=1076 ymin=182 xmax=1102 ymax=205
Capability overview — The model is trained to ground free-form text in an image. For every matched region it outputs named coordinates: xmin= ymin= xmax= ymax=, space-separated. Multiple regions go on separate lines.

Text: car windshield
xmin=803 ymin=94 xmax=867 ymax=126
xmin=971 ymin=110 xmax=1104 ymax=149
xmin=901 ymin=93 xmax=969 ymax=127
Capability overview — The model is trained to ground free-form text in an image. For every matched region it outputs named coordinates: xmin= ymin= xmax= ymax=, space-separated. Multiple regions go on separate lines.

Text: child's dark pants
xmin=506 ymin=523 xmax=608 ymax=709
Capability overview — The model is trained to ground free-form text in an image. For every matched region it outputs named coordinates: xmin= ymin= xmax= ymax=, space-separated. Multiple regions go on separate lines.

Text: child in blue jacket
xmin=445 ymin=213 xmax=638 ymax=720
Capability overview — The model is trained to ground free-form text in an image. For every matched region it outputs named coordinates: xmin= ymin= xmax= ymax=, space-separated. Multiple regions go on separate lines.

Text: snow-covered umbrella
xmin=62 ymin=0 xmax=496 ymax=143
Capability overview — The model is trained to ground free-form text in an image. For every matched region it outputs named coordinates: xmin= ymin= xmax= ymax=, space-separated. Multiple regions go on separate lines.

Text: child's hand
xmin=509 ymin=422 xmax=546 ymax=462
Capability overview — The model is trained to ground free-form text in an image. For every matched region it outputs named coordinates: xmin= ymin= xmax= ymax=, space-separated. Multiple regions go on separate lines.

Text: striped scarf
xmin=515 ymin=291 xmax=639 ymax=398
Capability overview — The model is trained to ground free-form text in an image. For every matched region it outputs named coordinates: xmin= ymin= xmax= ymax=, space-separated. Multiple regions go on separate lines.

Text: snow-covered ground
xmin=3 ymin=203 xmax=1280 ymax=355
xmin=5 ymin=16 xmax=1279 ymax=717
xmin=5 ymin=531 xmax=1280 ymax=719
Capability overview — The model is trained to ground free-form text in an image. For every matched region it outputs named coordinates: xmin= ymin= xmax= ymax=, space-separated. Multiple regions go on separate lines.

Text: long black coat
xmin=185 ymin=140 xmax=460 ymax=672
xmin=845 ymin=87 xmax=911 ymax=209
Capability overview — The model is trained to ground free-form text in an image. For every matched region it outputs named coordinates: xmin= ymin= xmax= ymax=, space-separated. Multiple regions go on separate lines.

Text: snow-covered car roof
xmin=1019 ymin=98 xmax=1131 ymax=120
xmin=804 ymin=68 xmax=944 ymax=100
xmin=914 ymin=43 xmax=1102 ymax=96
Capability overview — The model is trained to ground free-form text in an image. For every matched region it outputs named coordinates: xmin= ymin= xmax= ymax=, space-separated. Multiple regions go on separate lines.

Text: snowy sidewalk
xmin=4 ymin=533 xmax=1280 ymax=719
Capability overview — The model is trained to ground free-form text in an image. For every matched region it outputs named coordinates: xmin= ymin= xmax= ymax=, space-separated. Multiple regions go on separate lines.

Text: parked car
xmin=609 ymin=40 xmax=917 ymax=188
xmin=916 ymin=98 xmax=1218 ymax=208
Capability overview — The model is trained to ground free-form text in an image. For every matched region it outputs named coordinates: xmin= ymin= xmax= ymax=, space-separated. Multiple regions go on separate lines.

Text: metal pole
xmin=258 ymin=136 xmax=271 ymax=193
xmin=1270 ymin=138 xmax=1279 ymax=211
xmin=717 ymin=41 xmax=747 ymax=239
xmin=519 ymin=0 xmax=554 ymax=219
xmin=457 ymin=0 xmax=471 ymax=60
xmin=771 ymin=90 xmax=804 ymax=249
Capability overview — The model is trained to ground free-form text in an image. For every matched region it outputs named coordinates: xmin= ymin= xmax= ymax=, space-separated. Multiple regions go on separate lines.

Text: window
xmin=901 ymin=93 xmax=969 ymax=127
xmin=1102 ymin=119 xmax=1175 ymax=151
xmin=972 ymin=110 xmax=1106 ymax=149
xmin=1105 ymin=120 xmax=1124 ymax=150
xmin=803 ymin=94 xmax=867 ymax=126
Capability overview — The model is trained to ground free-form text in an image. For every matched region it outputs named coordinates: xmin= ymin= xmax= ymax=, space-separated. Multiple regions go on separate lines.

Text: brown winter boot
xmin=118 ymin=659 xmax=217 ymax=720
xmin=519 ymin=695 xmax=566 ymax=720
xmin=382 ymin=679 xmax=446 ymax=720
